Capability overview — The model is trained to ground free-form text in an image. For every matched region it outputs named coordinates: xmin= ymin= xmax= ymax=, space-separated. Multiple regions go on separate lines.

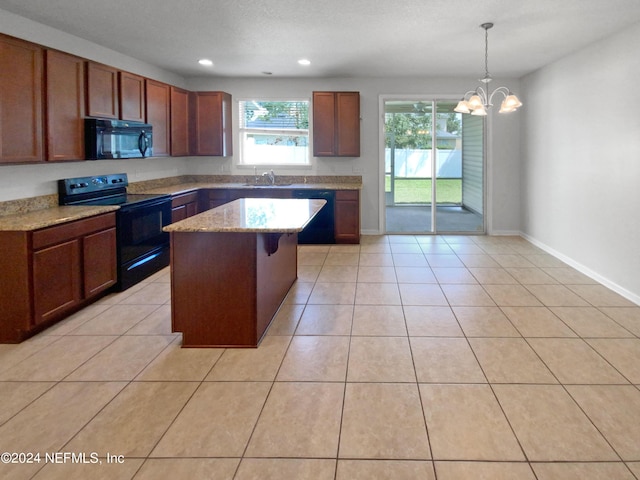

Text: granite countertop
xmin=0 ymin=205 xmax=119 ymax=231
xmin=0 ymin=175 xmax=361 ymax=231
xmin=164 ymin=198 xmax=327 ymax=233
xmin=142 ymin=181 xmax=362 ymax=196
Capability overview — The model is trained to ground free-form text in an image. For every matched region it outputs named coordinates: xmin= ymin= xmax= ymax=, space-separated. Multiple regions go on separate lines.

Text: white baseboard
xmin=488 ymin=229 xmax=522 ymax=237
xmin=521 ymin=232 xmax=640 ymax=306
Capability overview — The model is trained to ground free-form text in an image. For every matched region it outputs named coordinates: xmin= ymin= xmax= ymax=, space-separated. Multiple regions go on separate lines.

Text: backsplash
xmin=0 ymin=175 xmax=362 ymax=217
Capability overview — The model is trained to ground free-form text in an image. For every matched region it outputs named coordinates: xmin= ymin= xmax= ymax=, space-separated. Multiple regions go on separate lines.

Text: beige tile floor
xmin=1 ymin=235 xmax=640 ymax=479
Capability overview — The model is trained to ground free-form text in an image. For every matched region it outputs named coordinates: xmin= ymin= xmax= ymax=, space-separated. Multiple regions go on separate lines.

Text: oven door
xmin=117 ymin=197 xmax=171 ymax=284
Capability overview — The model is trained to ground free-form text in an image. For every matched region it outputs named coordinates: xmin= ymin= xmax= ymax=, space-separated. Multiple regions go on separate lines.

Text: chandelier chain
xmin=484 ymin=26 xmax=489 ymax=80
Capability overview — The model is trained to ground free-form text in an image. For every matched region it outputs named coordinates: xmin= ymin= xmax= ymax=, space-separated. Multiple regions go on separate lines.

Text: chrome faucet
xmin=262 ymin=169 xmax=275 ymax=185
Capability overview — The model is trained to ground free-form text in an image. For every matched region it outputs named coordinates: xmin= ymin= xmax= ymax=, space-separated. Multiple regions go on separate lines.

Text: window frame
xmin=237 ymin=98 xmax=312 ymax=168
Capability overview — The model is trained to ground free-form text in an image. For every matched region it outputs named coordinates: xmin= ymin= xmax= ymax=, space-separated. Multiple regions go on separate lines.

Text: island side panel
xmin=255 ymin=232 xmax=298 ymax=340
xmin=170 ymin=231 xmax=258 ymax=347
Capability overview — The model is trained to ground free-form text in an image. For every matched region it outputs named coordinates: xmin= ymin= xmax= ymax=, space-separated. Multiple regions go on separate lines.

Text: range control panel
xmin=58 ymin=173 xmax=129 ymax=197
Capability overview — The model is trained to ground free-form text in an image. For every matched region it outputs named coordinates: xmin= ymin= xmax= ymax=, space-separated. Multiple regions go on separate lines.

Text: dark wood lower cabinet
xmin=171 ymin=191 xmax=200 ymax=223
xmin=201 ymin=189 xmax=230 ymax=210
xmin=335 ymin=190 xmax=360 ymax=244
xmin=83 ymin=227 xmax=117 ymax=296
xmin=33 ymin=239 xmax=81 ymax=325
xmin=0 ymin=212 xmax=117 ymax=343
xmin=171 ymin=231 xmax=297 ymax=347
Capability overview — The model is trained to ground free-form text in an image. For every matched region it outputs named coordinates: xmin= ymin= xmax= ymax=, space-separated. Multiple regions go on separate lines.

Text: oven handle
xmin=120 ymin=196 xmax=171 ymax=212
xmin=138 ymin=131 xmax=149 ymax=157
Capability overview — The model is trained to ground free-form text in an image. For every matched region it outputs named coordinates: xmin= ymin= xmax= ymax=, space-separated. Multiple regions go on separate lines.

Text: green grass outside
xmin=385 ymin=177 xmax=461 ymax=204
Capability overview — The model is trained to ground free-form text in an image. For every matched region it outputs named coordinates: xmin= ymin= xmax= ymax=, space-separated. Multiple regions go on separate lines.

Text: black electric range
xmin=58 ymin=173 xmax=171 ymax=291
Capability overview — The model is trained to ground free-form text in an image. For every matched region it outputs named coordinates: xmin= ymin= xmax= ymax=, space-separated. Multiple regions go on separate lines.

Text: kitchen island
xmin=164 ymin=197 xmax=326 ymax=347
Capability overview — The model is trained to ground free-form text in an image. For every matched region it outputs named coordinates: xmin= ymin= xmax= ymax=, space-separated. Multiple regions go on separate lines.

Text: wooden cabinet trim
xmin=86 ymin=61 xmax=119 ymax=118
xmin=32 ymin=213 xmax=116 ymax=250
xmin=170 ymin=86 xmax=190 ymax=156
xmin=83 ymin=226 xmax=117 ymax=297
xmin=45 ymin=49 xmax=85 ymax=162
xmin=335 ymin=189 xmax=359 ymax=201
xmin=312 ymin=91 xmax=360 ymax=157
xmin=171 ymin=191 xmax=199 ymax=208
xmin=119 ymin=71 xmax=146 ymax=122
xmin=191 ymin=91 xmax=233 ymax=156
xmin=32 ymin=238 xmax=81 ymax=325
xmin=0 ymin=34 xmax=44 ymax=163
xmin=145 ymin=79 xmax=171 ymax=156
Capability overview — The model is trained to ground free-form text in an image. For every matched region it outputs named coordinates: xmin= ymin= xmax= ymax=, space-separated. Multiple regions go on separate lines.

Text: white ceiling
xmin=2 ymin=0 xmax=640 ymax=79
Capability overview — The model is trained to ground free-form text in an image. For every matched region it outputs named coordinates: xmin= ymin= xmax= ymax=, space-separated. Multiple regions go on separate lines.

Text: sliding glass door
xmin=384 ymin=98 xmax=484 ymax=234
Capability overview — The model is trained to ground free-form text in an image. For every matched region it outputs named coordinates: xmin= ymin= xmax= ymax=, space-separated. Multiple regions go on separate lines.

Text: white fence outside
xmin=385 ymin=148 xmax=461 ymax=178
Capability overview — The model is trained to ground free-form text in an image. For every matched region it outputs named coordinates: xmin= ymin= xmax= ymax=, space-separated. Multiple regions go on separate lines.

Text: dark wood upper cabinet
xmin=191 ymin=91 xmax=233 ymax=156
xmin=45 ymin=50 xmax=85 ymax=161
xmin=0 ymin=34 xmax=44 ymax=164
xmin=86 ymin=61 xmax=119 ymax=119
xmin=170 ymin=86 xmax=190 ymax=156
xmin=0 ymin=33 xmax=236 ymax=163
xmin=145 ymin=79 xmax=171 ymax=157
xmin=312 ymin=91 xmax=360 ymax=157
xmin=119 ymin=71 xmax=145 ymax=122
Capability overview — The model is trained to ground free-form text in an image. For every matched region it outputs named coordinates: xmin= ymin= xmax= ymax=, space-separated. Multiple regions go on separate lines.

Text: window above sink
xmin=238 ymin=99 xmax=310 ymax=167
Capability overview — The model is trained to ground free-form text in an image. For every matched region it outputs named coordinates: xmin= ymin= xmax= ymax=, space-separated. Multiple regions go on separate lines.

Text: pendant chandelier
xmin=454 ymin=23 xmax=522 ymax=116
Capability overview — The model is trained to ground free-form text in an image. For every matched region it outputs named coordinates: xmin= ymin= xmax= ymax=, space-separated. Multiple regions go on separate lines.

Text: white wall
xmin=520 ymin=21 xmax=640 ymax=302
xmin=187 ymin=76 xmax=522 ymax=234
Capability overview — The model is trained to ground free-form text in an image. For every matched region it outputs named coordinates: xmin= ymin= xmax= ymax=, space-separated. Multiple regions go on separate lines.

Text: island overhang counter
xmin=164 ymin=197 xmax=327 ymax=347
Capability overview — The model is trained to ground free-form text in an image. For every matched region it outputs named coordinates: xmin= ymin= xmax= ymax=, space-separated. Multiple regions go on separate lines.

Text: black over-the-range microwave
xmin=85 ymin=118 xmax=153 ymax=160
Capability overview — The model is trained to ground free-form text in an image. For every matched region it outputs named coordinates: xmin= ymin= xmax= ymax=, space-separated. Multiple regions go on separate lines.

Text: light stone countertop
xmin=164 ymin=198 xmax=327 ymax=233
xmin=0 ymin=175 xmax=361 ymax=231
xmin=142 ymin=181 xmax=362 ymax=196
xmin=0 ymin=205 xmax=119 ymax=231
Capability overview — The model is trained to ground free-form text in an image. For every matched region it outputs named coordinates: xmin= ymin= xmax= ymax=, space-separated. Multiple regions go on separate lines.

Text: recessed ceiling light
xmin=198 ymin=59 xmax=214 ymax=66
xmin=298 ymin=59 xmax=311 ymax=66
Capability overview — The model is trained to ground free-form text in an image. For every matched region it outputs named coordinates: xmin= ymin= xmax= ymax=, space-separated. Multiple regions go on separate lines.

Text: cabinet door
xmin=170 ymin=86 xmax=190 ymax=156
xmin=336 ymin=92 xmax=360 ymax=156
xmin=119 ymin=71 xmax=145 ymax=122
xmin=193 ymin=91 xmax=232 ymax=156
xmin=83 ymin=227 xmax=117 ymax=297
xmin=86 ymin=61 xmax=119 ymax=118
xmin=0 ymin=35 xmax=44 ymax=164
xmin=171 ymin=205 xmax=188 ymax=223
xmin=45 ymin=50 xmax=85 ymax=161
xmin=146 ymin=79 xmax=170 ymax=156
xmin=313 ymin=91 xmax=360 ymax=157
xmin=334 ymin=190 xmax=360 ymax=244
xmin=33 ymin=239 xmax=81 ymax=325
xmin=312 ymin=92 xmax=336 ymax=157
xmin=203 ymin=189 xmax=229 ymax=210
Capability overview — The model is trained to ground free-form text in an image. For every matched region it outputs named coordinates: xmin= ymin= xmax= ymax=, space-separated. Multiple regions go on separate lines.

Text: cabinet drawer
xmin=335 ymin=190 xmax=359 ymax=201
xmin=32 ymin=212 xmax=116 ymax=250
xmin=207 ymin=189 xmax=229 ymax=200
xmin=171 ymin=191 xmax=199 ymax=208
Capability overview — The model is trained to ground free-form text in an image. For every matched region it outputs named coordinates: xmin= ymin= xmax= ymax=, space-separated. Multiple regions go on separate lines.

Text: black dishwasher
xmin=292 ymin=190 xmax=335 ymax=244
